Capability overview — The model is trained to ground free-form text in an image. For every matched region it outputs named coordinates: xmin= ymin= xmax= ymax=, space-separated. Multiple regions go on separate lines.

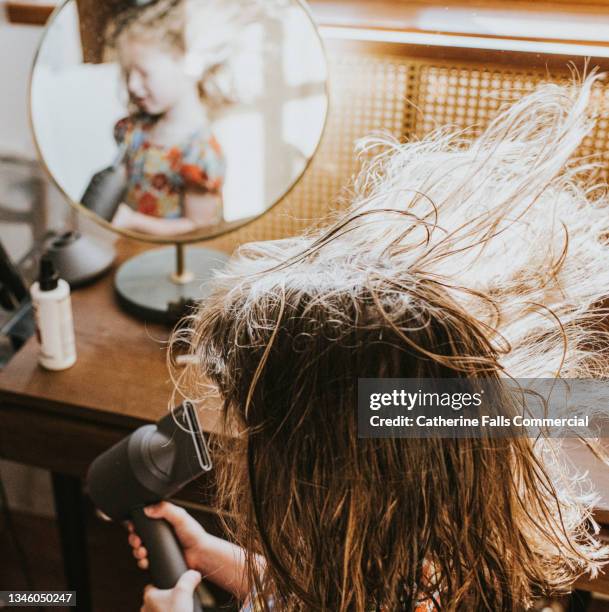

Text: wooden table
xmin=0 ymin=238 xmax=226 ymax=611
xmin=1 ymin=238 xmax=609 ymax=608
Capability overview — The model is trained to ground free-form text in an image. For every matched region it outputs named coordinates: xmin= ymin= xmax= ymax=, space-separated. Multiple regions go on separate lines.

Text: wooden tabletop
xmin=0 ymin=238 xmax=225 ymax=427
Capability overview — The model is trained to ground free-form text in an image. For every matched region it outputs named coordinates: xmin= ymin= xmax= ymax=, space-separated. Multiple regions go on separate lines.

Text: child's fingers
xmin=143 ymin=501 xmax=171 ymax=518
xmin=132 ymin=546 xmax=148 ymax=560
xmin=143 ymin=502 xmax=204 ymax=543
xmin=138 ymin=558 xmax=149 ymax=570
xmin=128 ymin=533 xmax=142 ymax=548
xmin=174 ymin=569 xmax=201 ymax=594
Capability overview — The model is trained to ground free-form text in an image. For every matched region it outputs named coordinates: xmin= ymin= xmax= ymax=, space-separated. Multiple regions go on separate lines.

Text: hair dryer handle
xmin=132 ymin=508 xmax=203 ymax=612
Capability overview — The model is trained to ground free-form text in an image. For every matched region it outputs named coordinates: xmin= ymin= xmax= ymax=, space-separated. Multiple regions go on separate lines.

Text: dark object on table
xmin=0 ymin=240 xmax=34 ymax=367
xmin=0 ymin=241 xmax=27 ymax=310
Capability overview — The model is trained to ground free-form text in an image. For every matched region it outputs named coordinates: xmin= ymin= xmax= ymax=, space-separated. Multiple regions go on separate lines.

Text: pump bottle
xmin=30 ymin=255 xmax=77 ymax=370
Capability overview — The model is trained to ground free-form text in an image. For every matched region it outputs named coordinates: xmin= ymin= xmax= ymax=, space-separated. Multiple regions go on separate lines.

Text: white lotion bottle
xmin=30 ymin=255 xmax=77 ymax=370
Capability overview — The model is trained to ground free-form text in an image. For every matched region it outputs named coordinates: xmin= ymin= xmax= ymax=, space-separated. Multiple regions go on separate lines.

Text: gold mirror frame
xmin=28 ymin=0 xmax=330 ymax=245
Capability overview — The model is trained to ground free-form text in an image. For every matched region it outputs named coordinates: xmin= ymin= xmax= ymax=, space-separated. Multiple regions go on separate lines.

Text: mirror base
xmin=47 ymin=230 xmax=115 ymax=287
xmin=114 ymin=246 xmax=229 ymax=324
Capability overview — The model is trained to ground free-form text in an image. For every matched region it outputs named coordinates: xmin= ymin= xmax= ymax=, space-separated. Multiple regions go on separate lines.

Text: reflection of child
xmin=130 ymin=77 xmax=609 ymax=611
xmin=105 ymin=0 xmax=232 ymax=237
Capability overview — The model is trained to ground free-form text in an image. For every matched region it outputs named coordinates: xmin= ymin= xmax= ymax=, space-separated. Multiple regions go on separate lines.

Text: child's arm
xmin=128 ymin=501 xmax=255 ymax=600
xmin=183 ymin=190 xmax=223 ymax=227
xmin=111 ymin=190 xmax=221 ymax=236
xmin=111 ymin=204 xmax=199 ymax=236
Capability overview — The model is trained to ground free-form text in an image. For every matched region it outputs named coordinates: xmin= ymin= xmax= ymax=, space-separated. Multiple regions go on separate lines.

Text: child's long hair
xmin=170 ymin=75 xmax=609 ymax=610
xmin=105 ymin=0 xmax=259 ymax=109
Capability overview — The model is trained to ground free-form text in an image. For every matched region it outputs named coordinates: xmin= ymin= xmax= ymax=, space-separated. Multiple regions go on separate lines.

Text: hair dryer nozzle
xmin=86 ymin=403 xmax=212 ymax=612
xmin=86 ymin=402 xmax=212 ymax=521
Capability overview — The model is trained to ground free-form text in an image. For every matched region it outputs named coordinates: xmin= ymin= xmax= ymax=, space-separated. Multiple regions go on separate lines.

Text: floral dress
xmin=114 ymin=114 xmax=226 ymax=220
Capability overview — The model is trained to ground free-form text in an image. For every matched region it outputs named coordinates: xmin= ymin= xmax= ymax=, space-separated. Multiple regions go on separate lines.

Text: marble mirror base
xmin=114 ymin=245 xmax=229 ymax=324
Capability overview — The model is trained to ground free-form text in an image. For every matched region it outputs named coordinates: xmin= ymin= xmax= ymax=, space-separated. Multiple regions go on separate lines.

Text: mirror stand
xmin=30 ymin=0 xmax=328 ymax=327
xmin=114 ymin=243 xmax=229 ymax=324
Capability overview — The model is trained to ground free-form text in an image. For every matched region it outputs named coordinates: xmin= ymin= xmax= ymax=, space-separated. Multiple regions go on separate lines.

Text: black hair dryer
xmin=86 ymin=402 xmax=212 ymax=611
xmin=80 ymin=145 xmax=127 ymax=221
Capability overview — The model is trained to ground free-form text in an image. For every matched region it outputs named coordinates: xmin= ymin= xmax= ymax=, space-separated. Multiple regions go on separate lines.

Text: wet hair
xmin=170 ymin=74 xmax=609 ymax=610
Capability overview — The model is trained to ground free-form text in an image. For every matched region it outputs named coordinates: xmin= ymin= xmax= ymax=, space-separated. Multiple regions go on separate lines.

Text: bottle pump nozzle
xmin=38 ymin=255 xmax=59 ymax=291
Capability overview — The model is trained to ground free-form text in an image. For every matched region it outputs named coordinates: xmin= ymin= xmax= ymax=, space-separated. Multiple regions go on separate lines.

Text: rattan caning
xmin=208 ymin=41 xmax=609 ymax=253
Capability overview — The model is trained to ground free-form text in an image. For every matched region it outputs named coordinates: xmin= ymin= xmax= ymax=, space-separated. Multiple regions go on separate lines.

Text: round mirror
xmin=30 ymin=0 xmax=328 ymax=244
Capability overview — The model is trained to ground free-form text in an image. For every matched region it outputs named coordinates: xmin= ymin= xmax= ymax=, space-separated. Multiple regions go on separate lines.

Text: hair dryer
xmin=80 ymin=145 xmax=127 ymax=222
xmin=86 ymin=402 xmax=213 ymax=611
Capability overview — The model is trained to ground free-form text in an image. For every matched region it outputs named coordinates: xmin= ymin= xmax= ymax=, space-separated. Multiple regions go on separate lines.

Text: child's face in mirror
xmin=118 ymin=39 xmax=192 ymax=115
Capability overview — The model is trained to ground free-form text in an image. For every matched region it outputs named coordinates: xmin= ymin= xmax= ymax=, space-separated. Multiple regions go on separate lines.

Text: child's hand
xmin=126 ymin=501 xmax=211 ymax=573
xmin=111 ymin=202 xmax=136 ymax=230
xmin=140 ymin=569 xmax=201 ymax=612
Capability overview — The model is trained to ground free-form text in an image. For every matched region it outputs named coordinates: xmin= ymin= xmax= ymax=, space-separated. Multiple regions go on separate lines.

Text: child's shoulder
xmin=114 ymin=113 xmax=154 ymax=143
xmin=185 ymin=126 xmax=224 ymax=160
